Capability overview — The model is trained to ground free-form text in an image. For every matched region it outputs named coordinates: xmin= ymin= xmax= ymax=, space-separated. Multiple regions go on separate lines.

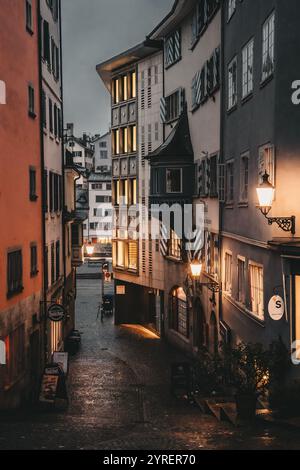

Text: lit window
xmin=249 ymin=262 xmax=264 ymax=319
xmin=262 ymin=12 xmax=275 ymax=82
xmin=113 ymin=78 xmax=119 ymax=104
xmin=166 ymin=168 xmax=182 ymax=193
xmin=242 ymin=39 xmax=254 ymax=98
xmin=128 ymin=242 xmax=138 ymax=271
xmin=117 ymin=241 xmax=126 ymax=268
xmin=224 ymin=251 xmax=232 ymax=295
xmin=169 ymin=229 xmax=182 ymax=260
xmin=122 ymin=75 xmax=128 ymax=101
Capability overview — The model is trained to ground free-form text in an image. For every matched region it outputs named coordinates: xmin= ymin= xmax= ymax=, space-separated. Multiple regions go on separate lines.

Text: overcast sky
xmin=61 ymin=0 xmax=173 ymax=137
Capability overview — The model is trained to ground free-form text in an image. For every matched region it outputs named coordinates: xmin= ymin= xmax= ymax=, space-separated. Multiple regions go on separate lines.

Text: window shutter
xmin=218 ymin=163 xmax=225 ymax=202
xmin=174 ymin=30 xmax=181 ymax=61
xmin=160 ymin=97 xmax=166 ymax=123
xmin=205 ymin=157 xmax=210 ymax=196
xmin=196 ymin=70 xmax=202 ymax=105
xmin=179 ymin=87 xmax=185 ymax=115
xmin=213 ymin=47 xmax=220 ymax=89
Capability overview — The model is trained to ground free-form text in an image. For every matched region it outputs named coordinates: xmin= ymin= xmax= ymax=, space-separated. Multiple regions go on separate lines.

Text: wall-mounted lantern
xmin=256 ymin=171 xmax=295 ymax=235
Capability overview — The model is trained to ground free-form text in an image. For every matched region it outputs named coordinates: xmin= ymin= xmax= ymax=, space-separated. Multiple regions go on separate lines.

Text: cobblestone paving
xmin=1 ymin=276 xmax=300 ymax=450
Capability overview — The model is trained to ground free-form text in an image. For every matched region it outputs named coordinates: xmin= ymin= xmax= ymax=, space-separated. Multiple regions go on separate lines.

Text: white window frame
xmin=228 ymin=56 xmax=237 ymax=110
xmin=262 ymin=12 xmax=275 ymax=82
xmin=258 ymin=143 xmax=275 ymax=186
xmin=224 ymin=250 xmax=233 ymax=296
xmin=242 ymin=38 xmax=254 ymax=98
xmin=237 ymin=255 xmax=246 ymax=305
xmin=248 ymin=261 xmax=264 ymax=320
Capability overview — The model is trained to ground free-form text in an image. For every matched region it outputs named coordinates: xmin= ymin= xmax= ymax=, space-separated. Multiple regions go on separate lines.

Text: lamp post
xmin=256 ymin=172 xmax=296 ymax=235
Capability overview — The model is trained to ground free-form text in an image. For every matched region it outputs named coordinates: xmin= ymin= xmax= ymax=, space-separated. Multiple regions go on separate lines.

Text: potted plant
xmin=222 ymin=342 xmax=270 ymax=419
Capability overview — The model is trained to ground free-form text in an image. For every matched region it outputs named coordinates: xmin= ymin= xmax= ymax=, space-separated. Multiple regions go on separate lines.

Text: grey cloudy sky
xmin=61 ymin=0 xmax=173 ymax=137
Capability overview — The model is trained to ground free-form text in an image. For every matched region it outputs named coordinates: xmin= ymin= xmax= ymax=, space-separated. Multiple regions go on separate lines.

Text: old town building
xmin=0 ymin=0 xmax=43 ymax=408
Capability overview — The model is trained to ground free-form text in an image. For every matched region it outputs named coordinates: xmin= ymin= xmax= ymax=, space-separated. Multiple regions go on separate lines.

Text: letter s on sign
xmin=291 ymin=80 xmax=300 ymax=105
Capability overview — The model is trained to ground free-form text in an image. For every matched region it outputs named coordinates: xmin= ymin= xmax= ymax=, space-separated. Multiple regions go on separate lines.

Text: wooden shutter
xmin=160 ymin=97 xmax=166 ymax=123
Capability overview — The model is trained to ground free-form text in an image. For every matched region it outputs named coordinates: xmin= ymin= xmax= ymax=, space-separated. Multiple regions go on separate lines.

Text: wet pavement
xmin=1 ymin=275 xmax=300 ymax=450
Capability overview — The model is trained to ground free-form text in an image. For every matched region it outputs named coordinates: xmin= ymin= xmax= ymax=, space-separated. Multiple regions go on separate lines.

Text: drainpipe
xmin=37 ymin=0 xmax=48 ymax=367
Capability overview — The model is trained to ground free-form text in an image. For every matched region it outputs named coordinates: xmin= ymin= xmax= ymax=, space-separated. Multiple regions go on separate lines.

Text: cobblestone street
xmin=1 ymin=277 xmax=300 ymax=450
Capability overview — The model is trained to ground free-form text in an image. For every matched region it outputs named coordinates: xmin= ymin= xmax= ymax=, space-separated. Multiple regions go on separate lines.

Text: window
xmin=51 ymin=243 xmax=55 ymax=285
xmin=25 ymin=0 xmax=33 ymax=33
xmin=55 ymin=241 xmax=60 ymax=281
xmin=165 ymin=30 xmax=181 ymax=68
xmin=128 ymin=242 xmax=138 ymax=271
xmin=113 ymin=129 xmax=120 ymax=155
xmin=155 ymin=122 xmax=159 ymax=141
xmin=96 ymin=195 xmax=112 ymax=203
xmin=169 ymin=288 xmax=188 ymax=337
xmin=28 ymin=85 xmax=35 ymax=117
xmin=122 ymin=75 xmax=128 ymax=101
xmin=7 ymin=250 xmax=23 ymax=297
xmin=29 ymin=167 xmax=37 ymax=201
xmin=45 ymin=246 xmax=49 ymax=289
xmin=165 ymin=89 xmax=183 ymax=123
xmin=237 ymin=257 xmax=246 ymax=305
xmin=4 ymin=325 xmax=25 ymax=387
xmin=116 ymin=241 xmax=126 ymax=268
xmin=240 ymin=152 xmax=249 ymax=203
xmin=262 ymin=12 xmax=275 ymax=82
xmin=113 ymin=78 xmax=119 ymax=104
xmin=42 ymin=90 xmax=47 ymax=128
xmin=224 ymin=251 xmax=233 ymax=295
xmin=258 ymin=144 xmax=275 ymax=186
xmin=242 ymin=39 xmax=254 ymax=98
xmin=209 ymin=154 xmax=218 ymax=198
xmin=129 ymin=71 xmax=136 ymax=99
xmin=100 ymin=151 xmax=108 ymax=159
xmin=249 ymin=262 xmax=264 ymax=319
xmin=71 ymin=224 xmax=80 ymax=246
xmin=0 ymin=80 xmax=6 ymax=105
xmin=128 ymin=125 xmax=137 ymax=153
xmin=226 ymin=161 xmax=234 ymax=204
xmin=43 ymin=20 xmax=50 ymax=64
xmin=154 ymin=66 xmax=159 ymax=85
xmin=44 ymin=170 xmax=48 ymax=212
xmin=30 ymin=244 xmax=38 ymax=277
xmin=166 ymin=168 xmax=182 ymax=193
xmin=54 ymin=104 xmax=58 ymax=137
xmin=228 ymin=56 xmax=237 ymax=110
xmin=49 ymin=98 xmax=53 ymax=133
xmin=169 ymin=229 xmax=182 ymax=260
xmin=228 ymin=0 xmax=236 ymax=21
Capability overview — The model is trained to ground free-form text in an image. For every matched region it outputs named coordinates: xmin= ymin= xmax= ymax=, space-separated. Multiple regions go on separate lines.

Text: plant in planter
xmin=221 ymin=342 xmax=270 ymax=420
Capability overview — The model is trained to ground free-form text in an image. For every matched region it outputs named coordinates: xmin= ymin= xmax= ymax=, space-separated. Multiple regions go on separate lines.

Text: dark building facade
xmin=220 ymin=0 xmax=300 ymax=367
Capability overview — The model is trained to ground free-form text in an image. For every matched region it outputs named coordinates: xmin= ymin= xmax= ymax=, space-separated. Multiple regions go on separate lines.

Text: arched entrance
xmin=193 ymin=298 xmax=207 ymax=349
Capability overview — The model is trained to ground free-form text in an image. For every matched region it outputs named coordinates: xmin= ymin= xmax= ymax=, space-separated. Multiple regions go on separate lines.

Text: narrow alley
xmin=0 ymin=271 xmax=300 ymax=450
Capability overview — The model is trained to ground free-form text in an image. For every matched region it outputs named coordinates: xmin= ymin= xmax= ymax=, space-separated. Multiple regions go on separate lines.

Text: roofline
xmin=96 ymin=39 xmax=163 ymax=92
xmin=147 ymin=0 xmax=179 ymax=39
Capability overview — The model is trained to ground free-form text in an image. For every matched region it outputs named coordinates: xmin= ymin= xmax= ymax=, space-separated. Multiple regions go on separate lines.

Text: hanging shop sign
xmin=268 ymin=295 xmax=285 ymax=321
xmin=48 ymin=303 xmax=65 ymax=322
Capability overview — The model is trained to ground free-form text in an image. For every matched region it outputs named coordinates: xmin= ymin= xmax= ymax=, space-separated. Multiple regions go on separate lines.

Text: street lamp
xmin=188 ymin=259 xmax=220 ymax=293
xmin=86 ymin=241 xmax=95 ymax=256
xmin=190 ymin=260 xmax=202 ymax=279
xmin=256 ymin=172 xmax=295 ymax=234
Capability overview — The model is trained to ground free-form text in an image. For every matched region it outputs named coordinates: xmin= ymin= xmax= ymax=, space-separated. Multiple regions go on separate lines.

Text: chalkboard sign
xmin=39 ymin=363 xmax=68 ymax=407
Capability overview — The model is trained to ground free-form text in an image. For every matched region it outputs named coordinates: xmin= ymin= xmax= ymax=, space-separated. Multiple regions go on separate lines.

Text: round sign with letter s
xmin=268 ymin=295 xmax=285 ymax=321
